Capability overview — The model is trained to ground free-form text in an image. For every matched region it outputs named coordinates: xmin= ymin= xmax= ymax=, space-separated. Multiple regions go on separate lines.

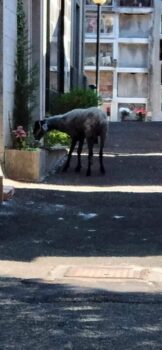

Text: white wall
xmin=64 ymin=0 xmax=71 ymax=91
xmin=24 ymin=0 xmax=46 ymax=120
xmin=118 ymin=73 xmax=148 ymax=97
xmin=119 ymin=44 xmax=148 ymax=68
xmin=151 ymin=0 xmax=162 ymax=120
xmin=119 ymin=14 xmax=151 ymax=38
xmin=3 ymin=0 xmax=17 ymax=151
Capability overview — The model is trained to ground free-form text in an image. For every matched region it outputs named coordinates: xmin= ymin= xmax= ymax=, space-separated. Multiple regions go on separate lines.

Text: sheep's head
xmin=33 ymin=120 xmax=48 ymax=140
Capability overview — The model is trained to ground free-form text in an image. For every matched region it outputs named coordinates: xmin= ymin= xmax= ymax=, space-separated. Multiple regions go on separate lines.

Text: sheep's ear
xmin=42 ymin=121 xmax=48 ymax=132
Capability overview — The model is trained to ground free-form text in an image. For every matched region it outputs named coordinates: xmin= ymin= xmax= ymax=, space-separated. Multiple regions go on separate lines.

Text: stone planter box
xmin=4 ymin=147 xmax=67 ymax=182
xmin=5 ymin=149 xmax=46 ymax=182
xmin=45 ymin=145 xmax=67 ymax=173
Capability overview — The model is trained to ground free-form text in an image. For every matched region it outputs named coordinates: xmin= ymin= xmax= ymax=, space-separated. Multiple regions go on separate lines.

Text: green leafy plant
xmin=49 ymin=88 xmax=101 ymax=115
xmin=44 ymin=130 xmax=71 ymax=148
xmin=13 ymin=0 xmax=38 ymax=131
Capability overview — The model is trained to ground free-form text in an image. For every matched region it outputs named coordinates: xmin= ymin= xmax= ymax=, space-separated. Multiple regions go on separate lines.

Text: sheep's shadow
xmin=1 ymin=187 xmax=162 ymax=261
xmin=46 ymin=121 xmax=162 ymax=186
xmin=47 ymin=151 xmax=162 ymax=187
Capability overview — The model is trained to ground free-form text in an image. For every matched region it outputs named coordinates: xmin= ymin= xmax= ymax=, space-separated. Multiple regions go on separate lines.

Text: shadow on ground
xmin=108 ymin=122 xmax=162 ymax=154
xmin=0 ymin=276 xmax=162 ymax=350
xmin=46 ymin=153 xmax=162 ymax=186
xmin=1 ymin=187 xmax=162 ymax=261
xmin=45 ymin=122 xmax=162 ymax=186
xmin=1 ymin=123 xmax=162 ymax=349
xmin=1 ymin=121 xmax=162 ymax=262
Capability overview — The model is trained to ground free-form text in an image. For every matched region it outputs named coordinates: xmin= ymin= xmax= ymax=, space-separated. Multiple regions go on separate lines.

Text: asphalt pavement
xmin=1 ymin=121 xmax=162 ymax=349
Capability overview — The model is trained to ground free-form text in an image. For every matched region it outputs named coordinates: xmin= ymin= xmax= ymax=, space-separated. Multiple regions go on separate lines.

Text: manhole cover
xmin=64 ymin=266 xmax=149 ymax=280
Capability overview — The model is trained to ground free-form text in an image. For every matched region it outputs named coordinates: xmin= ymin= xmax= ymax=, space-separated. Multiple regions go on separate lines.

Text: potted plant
xmin=5 ymin=125 xmax=47 ymax=182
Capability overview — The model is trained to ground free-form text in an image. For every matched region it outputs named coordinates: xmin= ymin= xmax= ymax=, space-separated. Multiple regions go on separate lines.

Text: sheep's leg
xmin=75 ymin=138 xmax=84 ymax=172
xmin=86 ymin=138 xmax=94 ymax=176
xmin=62 ymin=139 xmax=77 ymax=172
xmin=99 ymin=137 xmax=106 ymax=175
xmin=99 ymin=148 xmax=105 ymax=174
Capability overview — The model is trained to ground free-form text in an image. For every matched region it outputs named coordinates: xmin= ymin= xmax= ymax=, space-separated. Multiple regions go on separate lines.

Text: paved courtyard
xmin=1 ymin=121 xmax=162 ymax=349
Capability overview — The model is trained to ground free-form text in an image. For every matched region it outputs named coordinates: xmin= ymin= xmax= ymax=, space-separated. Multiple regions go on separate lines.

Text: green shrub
xmin=49 ymin=88 xmax=101 ymax=115
xmin=44 ymin=130 xmax=71 ymax=148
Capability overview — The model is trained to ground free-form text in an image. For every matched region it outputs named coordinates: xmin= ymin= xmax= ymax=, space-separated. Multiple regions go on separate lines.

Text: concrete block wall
xmin=118 ymin=44 xmax=149 ymax=68
xmin=118 ymin=73 xmax=148 ymax=97
xmin=119 ymin=14 xmax=152 ymax=38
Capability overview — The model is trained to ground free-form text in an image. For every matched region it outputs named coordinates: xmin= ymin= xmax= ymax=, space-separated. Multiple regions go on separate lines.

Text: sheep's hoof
xmin=100 ymin=167 xmax=105 ymax=175
xmin=86 ymin=169 xmax=91 ymax=176
xmin=75 ymin=166 xmax=81 ymax=173
xmin=62 ymin=164 xmax=69 ymax=172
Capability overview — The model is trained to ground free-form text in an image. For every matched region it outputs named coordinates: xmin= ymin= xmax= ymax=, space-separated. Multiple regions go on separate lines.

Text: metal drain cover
xmin=64 ymin=266 xmax=149 ymax=280
xmin=48 ymin=265 xmax=162 ymax=292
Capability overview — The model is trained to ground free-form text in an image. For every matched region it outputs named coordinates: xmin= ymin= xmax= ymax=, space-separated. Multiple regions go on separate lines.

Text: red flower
xmin=12 ymin=126 xmax=27 ymax=149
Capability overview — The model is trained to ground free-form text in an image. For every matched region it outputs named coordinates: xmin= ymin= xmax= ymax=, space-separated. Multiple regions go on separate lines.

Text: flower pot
xmin=4 ymin=146 xmax=68 ymax=182
xmin=5 ymin=149 xmax=46 ymax=182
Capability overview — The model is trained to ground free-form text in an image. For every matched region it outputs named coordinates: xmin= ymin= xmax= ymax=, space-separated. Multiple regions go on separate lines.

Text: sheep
xmin=33 ymin=107 xmax=108 ymax=176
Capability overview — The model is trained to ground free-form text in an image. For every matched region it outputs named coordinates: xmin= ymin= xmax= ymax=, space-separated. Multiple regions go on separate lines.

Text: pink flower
xmin=12 ymin=126 xmax=27 ymax=149
xmin=12 ymin=126 xmax=27 ymax=138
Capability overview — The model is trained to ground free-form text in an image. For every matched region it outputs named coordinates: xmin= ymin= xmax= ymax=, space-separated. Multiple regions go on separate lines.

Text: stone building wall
xmin=3 ymin=0 xmax=17 ymax=148
xmin=151 ymin=0 xmax=162 ymax=120
xmin=118 ymin=73 xmax=148 ymax=98
xmin=119 ymin=14 xmax=152 ymax=38
xmin=0 ymin=0 xmax=17 ymax=160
